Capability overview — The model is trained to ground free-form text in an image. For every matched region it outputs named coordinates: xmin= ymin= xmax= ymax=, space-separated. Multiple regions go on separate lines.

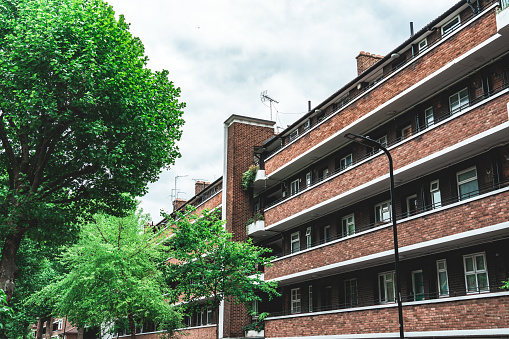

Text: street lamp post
xmin=344 ymin=133 xmax=404 ymax=339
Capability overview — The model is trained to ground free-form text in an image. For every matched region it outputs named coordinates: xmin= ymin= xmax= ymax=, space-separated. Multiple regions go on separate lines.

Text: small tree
xmin=30 ymin=212 xmax=181 ymax=339
xmin=166 ymin=207 xmax=278 ymax=339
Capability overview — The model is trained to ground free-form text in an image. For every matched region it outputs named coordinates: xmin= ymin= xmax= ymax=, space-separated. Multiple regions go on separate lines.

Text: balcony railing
xmin=501 ymin=0 xmax=509 ymax=11
xmin=267 ymin=283 xmax=507 ymax=318
xmin=270 ymin=178 xmax=509 ymax=258
xmin=264 ymin=74 xmax=509 ymax=211
xmin=264 ymin=1 xmax=498 ymax=161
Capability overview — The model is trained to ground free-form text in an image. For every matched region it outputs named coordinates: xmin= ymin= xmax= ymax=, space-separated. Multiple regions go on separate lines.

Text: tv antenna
xmin=260 ymin=90 xmax=279 ymax=121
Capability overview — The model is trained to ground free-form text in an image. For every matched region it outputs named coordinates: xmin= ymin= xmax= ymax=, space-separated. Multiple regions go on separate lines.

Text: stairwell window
xmin=457 ymin=167 xmax=479 ymax=200
xmin=378 ymin=271 xmax=396 ymax=303
xmin=449 ymin=88 xmax=469 ymax=113
xmin=441 ymin=15 xmax=460 ymax=36
xmin=464 ymin=252 xmax=489 ymax=293
xmin=340 ymin=154 xmax=353 ymax=170
xmin=291 ymin=231 xmax=300 ymax=253
xmin=342 ymin=214 xmax=355 ymax=237
xmin=291 ymin=288 xmax=301 ymax=313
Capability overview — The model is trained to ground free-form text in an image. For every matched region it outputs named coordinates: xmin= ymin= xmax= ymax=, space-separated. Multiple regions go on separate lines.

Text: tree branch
xmin=0 ymin=113 xmax=19 ymax=188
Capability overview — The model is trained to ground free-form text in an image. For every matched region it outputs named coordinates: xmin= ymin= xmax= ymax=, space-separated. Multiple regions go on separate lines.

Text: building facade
xmin=120 ymin=0 xmax=509 ymax=338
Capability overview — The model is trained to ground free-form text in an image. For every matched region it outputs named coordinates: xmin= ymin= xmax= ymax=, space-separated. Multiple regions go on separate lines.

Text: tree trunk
xmin=128 ymin=312 xmax=136 ymax=339
xmin=77 ymin=327 xmax=84 ymax=339
xmin=36 ymin=316 xmax=50 ymax=339
xmin=0 ymin=230 xmax=25 ymax=303
xmin=45 ymin=316 xmax=53 ymax=339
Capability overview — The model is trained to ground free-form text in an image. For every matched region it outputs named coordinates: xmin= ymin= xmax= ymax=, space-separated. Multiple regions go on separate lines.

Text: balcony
xmin=263 ymin=2 xmax=508 ymax=180
xmin=247 ymin=219 xmax=265 ymax=237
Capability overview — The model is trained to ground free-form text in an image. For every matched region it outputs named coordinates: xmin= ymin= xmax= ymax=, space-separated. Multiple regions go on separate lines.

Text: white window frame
xmin=207 ymin=307 xmax=213 ymax=324
xmin=411 ymin=269 xmax=425 ymax=301
xmin=457 ymin=166 xmax=479 ymax=200
xmin=375 ymin=200 xmax=391 ymax=223
xmin=290 ymin=231 xmax=300 ymax=253
xmin=430 ymin=180 xmax=442 ymax=209
xmin=323 ymin=225 xmax=331 ymax=243
xmin=441 ymin=15 xmax=460 ymax=36
xmin=57 ymin=319 xmax=63 ymax=330
xmin=425 ymin=107 xmax=434 ymax=126
xmin=378 ymin=271 xmax=396 ymax=303
xmin=342 ymin=214 xmax=355 ymax=237
xmin=436 ymin=259 xmax=449 ymax=297
xmin=463 ymin=252 xmax=489 ymax=293
xmin=303 ymin=119 xmax=311 ymax=131
xmin=290 ymin=179 xmax=299 ymax=195
xmin=406 ymin=194 xmax=417 ymax=217
xmin=377 ymin=135 xmax=388 ymax=147
xmin=289 ymin=129 xmax=299 ymax=141
xmin=308 ymin=285 xmax=313 ymax=312
xmin=449 ymin=88 xmax=469 ymax=113
xmin=305 ymin=226 xmax=312 ymax=248
xmin=291 ymin=288 xmax=301 ymax=313
xmin=322 ymin=168 xmax=329 ymax=178
xmin=418 ymin=38 xmax=428 ymax=51
xmin=305 ymin=171 xmax=312 ymax=187
xmin=340 ymin=154 xmax=353 ymax=170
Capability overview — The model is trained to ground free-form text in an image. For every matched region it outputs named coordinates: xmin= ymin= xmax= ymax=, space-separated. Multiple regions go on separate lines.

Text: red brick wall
xmin=264 ymin=95 xmax=509 ymax=226
xmin=264 ymin=9 xmax=498 ymax=175
xmin=133 ymin=326 xmax=216 ymax=339
xmin=224 ymin=119 xmax=274 ymax=337
xmin=194 ymin=191 xmax=222 ymax=216
xmin=265 ymin=190 xmax=509 ymax=280
xmin=265 ymin=295 xmax=509 ymax=337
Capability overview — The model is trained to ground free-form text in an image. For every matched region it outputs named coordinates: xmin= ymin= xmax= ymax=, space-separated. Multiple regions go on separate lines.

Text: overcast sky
xmin=106 ymin=0 xmax=459 ymax=222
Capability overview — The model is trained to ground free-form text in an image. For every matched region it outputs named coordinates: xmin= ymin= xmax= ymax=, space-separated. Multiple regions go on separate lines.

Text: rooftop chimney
xmin=356 ymin=51 xmax=384 ymax=76
xmin=173 ymin=198 xmax=187 ymax=212
xmin=195 ymin=181 xmax=211 ymax=195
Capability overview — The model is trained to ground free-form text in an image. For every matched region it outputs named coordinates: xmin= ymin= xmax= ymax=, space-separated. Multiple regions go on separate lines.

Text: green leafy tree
xmin=31 ymin=212 xmax=181 ymax=339
xmin=0 ymin=0 xmax=185 ymax=301
xmin=166 ymin=207 xmax=279 ymax=339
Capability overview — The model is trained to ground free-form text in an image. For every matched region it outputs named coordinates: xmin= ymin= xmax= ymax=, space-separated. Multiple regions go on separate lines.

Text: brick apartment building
xmin=119 ymin=0 xmax=509 ymax=338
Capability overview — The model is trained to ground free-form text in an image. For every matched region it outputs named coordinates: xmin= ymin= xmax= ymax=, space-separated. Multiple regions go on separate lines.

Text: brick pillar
xmin=195 ymin=181 xmax=210 ymax=195
xmin=221 ymin=115 xmax=275 ymax=338
xmin=356 ymin=51 xmax=384 ymax=75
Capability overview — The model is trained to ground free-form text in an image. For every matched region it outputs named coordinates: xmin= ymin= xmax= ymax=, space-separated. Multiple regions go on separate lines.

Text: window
xmin=412 ymin=270 xmax=424 ymax=301
xmin=377 ymin=135 xmax=388 ymax=147
xmin=290 ymin=232 xmax=300 ymax=253
xmin=418 ymin=38 xmax=427 ymax=51
xmin=305 ymin=227 xmax=312 ymax=248
xmin=442 ymin=15 xmax=460 ymax=36
xmin=58 ymin=319 xmax=63 ymax=330
xmin=322 ymin=168 xmax=329 ymax=179
xmin=425 ymin=107 xmax=434 ymax=127
xmin=308 ymin=285 xmax=313 ymax=312
xmin=289 ymin=129 xmax=299 ymax=141
xmin=323 ymin=225 xmax=331 ymax=243
xmin=430 ymin=180 xmax=442 ymax=209
xmin=375 ymin=200 xmax=391 ymax=223
xmin=457 ymin=167 xmax=479 ymax=200
xmin=306 ymin=171 xmax=312 ymax=187
xmin=322 ymin=286 xmax=332 ymax=310
xmin=303 ymin=119 xmax=311 ymax=131
xmin=437 ymin=259 xmax=449 ymax=297
xmin=464 ymin=253 xmax=489 ymax=293
xmin=252 ymin=300 xmax=259 ymax=316
xmin=342 ymin=214 xmax=355 ymax=237
xmin=207 ymin=307 xmax=213 ymax=325
xmin=449 ymin=88 xmax=469 ymax=113
xmin=334 ymin=95 xmax=350 ymax=111
xmin=291 ymin=288 xmax=301 ymax=313
xmin=344 ymin=278 xmax=358 ymax=307
xmin=401 ymin=125 xmax=412 ymax=139
xmin=379 ymin=271 xmax=396 ymax=303
xmin=290 ymin=179 xmax=299 ymax=195
xmin=340 ymin=154 xmax=353 ymax=170
xmin=406 ymin=194 xmax=417 ymax=217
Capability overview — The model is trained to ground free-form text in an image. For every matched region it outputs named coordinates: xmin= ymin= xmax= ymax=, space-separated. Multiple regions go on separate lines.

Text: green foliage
xmin=241 ymin=165 xmax=259 ymax=190
xmin=0 ymin=289 xmax=13 ymax=330
xmin=29 ymin=211 xmax=181 ymax=336
xmin=242 ymin=312 xmax=268 ymax=332
xmin=165 ymin=207 xmax=278 ymax=328
xmin=0 ymin=0 xmax=185 ymax=299
xmin=245 ymin=212 xmax=264 ymax=227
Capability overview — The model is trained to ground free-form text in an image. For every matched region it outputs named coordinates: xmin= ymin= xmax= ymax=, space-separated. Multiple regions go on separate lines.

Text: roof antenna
xmin=260 ymin=90 xmax=279 ymax=121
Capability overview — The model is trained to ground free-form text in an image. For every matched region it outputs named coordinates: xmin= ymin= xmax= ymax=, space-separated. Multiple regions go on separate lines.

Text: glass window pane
xmin=439 ymin=272 xmax=449 ymax=294
xmin=465 ymin=257 xmax=474 ymax=272
xmin=460 ymin=180 xmax=479 ymax=198
xmin=475 ymin=255 xmax=485 ymax=270
xmin=458 ymin=169 xmax=476 ymax=182
xmin=478 ymin=273 xmax=489 ymax=291
xmin=466 ymin=274 xmax=477 ymax=292
xmin=387 ymin=281 xmax=395 ymax=302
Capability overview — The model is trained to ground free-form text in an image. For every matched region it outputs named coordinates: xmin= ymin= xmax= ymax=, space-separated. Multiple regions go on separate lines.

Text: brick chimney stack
xmin=195 ymin=181 xmax=210 ymax=195
xmin=356 ymin=51 xmax=384 ymax=76
xmin=172 ymin=198 xmax=187 ymax=212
